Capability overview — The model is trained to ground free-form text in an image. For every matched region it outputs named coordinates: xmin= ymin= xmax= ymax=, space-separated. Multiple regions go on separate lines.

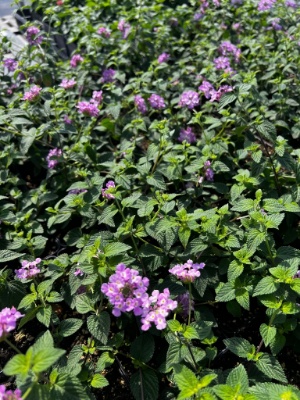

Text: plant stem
xmin=4 ymin=337 xmax=22 ymax=354
xmin=188 ymin=282 xmax=192 ymax=326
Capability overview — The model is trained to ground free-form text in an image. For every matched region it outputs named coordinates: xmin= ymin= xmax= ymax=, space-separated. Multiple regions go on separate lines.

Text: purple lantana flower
xmin=134 ymin=95 xmax=147 ymax=114
xmin=158 ymin=53 xmax=170 ymax=63
xmin=178 ymin=127 xmax=197 ymax=143
xmin=169 ymin=259 xmax=205 ymax=283
xmin=22 ymin=85 xmax=42 ymax=101
xmin=178 ymin=91 xmax=199 ymax=109
xmin=59 ymin=78 xmax=76 ymax=89
xmin=26 ymin=26 xmax=43 ymax=45
xmin=15 ymin=258 xmax=42 ymax=280
xmin=3 ymin=58 xmax=18 ymax=72
xmin=102 ymin=181 xmax=115 ymax=199
xmin=70 ymin=54 xmax=83 ymax=68
xmin=0 ymin=307 xmax=23 ymax=339
xmin=148 ymin=94 xmax=165 ymax=110
xmin=101 ymin=69 xmax=116 ymax=83
xmin=76 ymin=101 xmax=99 ymax=117
xmin=46 ymin=148 xmax=62 ymax=169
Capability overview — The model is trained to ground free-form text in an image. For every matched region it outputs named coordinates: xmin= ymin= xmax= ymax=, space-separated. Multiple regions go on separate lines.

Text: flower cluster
xmin=204 ymin=160 xmax=214 ymax=181
xmin=59 ymin=78 xmax=76 ymax=89
xmin=70 ymin=54 xmax=83 ymax=68
xmin=178 ymin=127 xmax=196 ymax=144
xmin=169 ymin=259 xmax=205 ymax=283
xmin=3 ymin=58 xmax=18 ymax=72
xmin=102 ymin=181 xmax=115 ymax=199
xmin=76 ymin=101 xmax=99 ymax=117
xmin=0 ymin=307 xmax=23 ymax=339
xmin=63 ymin=115 xmax=72 ymax=124
xmin=158 ymin=53 xmax=170 ymax=63
xmin=15 ymin=258 xmax=42 ymax=280
xmin=22 ymin=85 xmax=42 ymax=101
xmin=148 ymin=94 xmax=165 ymax=110
xmin=257 ymin=0 xmax=277 ymax=11
xmin=199 ymin=80 xmax=233 ymax=102
xmin=0 ymin=385 xmax=22 ymax=400
xmin=134 ymin=95 xmax=147 ymax=114
xmin=46 ymin=148 xmax=62 ymax=169
xmin=97 ymin=27 xmax=111 ymax=37
xmin=285 ymin=0 xmax=297 ymax=7
xmin=74 ymin=268 xmax=84 ymax=277
xmin=101 ymin=265 xmax=177 ymax=330
xmin=101 ymin=69 xmax=116 ymax=83
xmin=270 ymin=18 xmax=282 ymax=31
xmin=26 ymin=26 xmax=43 ymax=45
xmin=219 ymin=41 xmax=241 ymax=62
xmin=118 ymin=20 xmax=131 ymax=39
xmin=101 ymin=264 xmax=149 ymax=317
xmin=91 ymin=90 xmax=103 ymax=105
xmin=178 ymin=91 xmax=199 ymax=109
xmin=140 ymin=289 xmax=177 ymax=331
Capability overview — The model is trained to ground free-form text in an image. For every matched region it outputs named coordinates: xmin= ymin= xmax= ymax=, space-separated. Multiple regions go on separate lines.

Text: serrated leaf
xmin=87 ymin=312 xmax=110 ymax=344
xmin=226 ymin=364 xmax=249 ymax=392
xmin=58 ymin=318 xmax=83 ymax=337
xmin=216 ymin=282 xmax=236 ymax=302
xmin=231 ymin=199 xmax=254 ymax=212
xmin=256 ymin=353 xmax=287 ymax=383
xmin=95 ymin=351 xmax=115 ymax=372
xmin=32 ymin=348 xmax=66 ymax=373
xmin=166 ymin=342 xmax=182 ymax=370
xmin=259 ymin=323 xmax=277 ymax=347
xmin=130 ymin=368 xmax=159 ymax=400
xmin=50 ymin=373 xmax=90 ymax=399
xmin=3 ymin=354 xmax=28 ymax=376
xmin=130 ymin=333 xmax=154 ymax=363
xmin=36 ymin=305 xmax=52 ymax=328
xmin=253 ymin=276 xmax=280 ymax=296
xmin=228 ymin=260 xmax=244 ymax=282
xmin=104 ymin=242 xmax=131 ymax=257
xmin=223 ymin=337 xmax=252 ymax=358
xmin=90 ymin=374 xmax=109 ymax=388
xmin=0 ymin=250 xmax=25 ymax=263
xmin=174 ymin=365 xmax=199 ymax=394
xmin=218 ymin=93 xmax=237 ymax=109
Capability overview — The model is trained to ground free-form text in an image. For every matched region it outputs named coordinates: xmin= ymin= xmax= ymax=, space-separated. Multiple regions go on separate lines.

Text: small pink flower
xmin=70 ymin=54 xmax=83 ymax=68
xmin=102 ymin=181 xmax=115 ymax=199
xmin=59 ymin=78 xmax=76 ymax=89
xmin=22 ymin=85 xmax=42 ymax=101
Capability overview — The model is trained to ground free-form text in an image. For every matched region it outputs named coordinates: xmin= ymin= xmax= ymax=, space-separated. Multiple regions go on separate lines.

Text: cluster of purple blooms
xmin=3 ymin=58 xmax=18 ymax=72
xmin=0 ymin=385 xmax=22 ymax=400
xmin=134 ymin=95 xmax=147 ymax=114
xmin=270 ymin=18 xmax=282 ymax=31
xmin=118 ymin=20 xmax=131 ymax=39
xmin=213 ymin=56 xmax=235 ymax=75
xmin=76 ymin=91 xmax=102 ymax=117
xmin=22 ymin=85 xmax=42 ymax=101
xmin=257 ymin=0 xmax=277 ymax=11
xmin=178 ymin=127 xmax=197 ymax=144
xmin=59 ymin=78 xmax=76 ymax=89
xmin=101 ymin=69 xmax=116 ymax=83
xmin=158 ymin=53 xmax=170 ymax=63
xmin=26 ymin=26 xmax=43 ymax=45
xmin=102 ymin=181 xmax=115 ymax=199
xmin=199 ymin=161 xmax=214 ymax=183
xmin=178 ymin=91 xmax=200 ymax=110
xmin=0 ymin=307 xmax=23 ymax=339
xmin=46 ymin=148 xmax=62 ymax=169
xmin=169 ymin=259 xmax=205 ymax=283
xmin=101 ymin=264 xmax=177 ymax=330
xmin=74 ymin=267 xmax=84 ymax=277
xmin=285 ymin=0 xmax=297 ymax=7
xmin=64 ymin=115 xmax=72 ymax=124
xmin=198 ymin=80 xmax=233 ymax=102
xmin=148 ymin=94 xmax=165 ymax=110
xmin=97 ymin=27 xmax=111 ymax=37
xmin=218 ymin=41 xmax=241 ymax=62
xmin=15 ymin=258 xmax=41 ymax=280
xmin=70 ymin=54 xmax=84 ymax=68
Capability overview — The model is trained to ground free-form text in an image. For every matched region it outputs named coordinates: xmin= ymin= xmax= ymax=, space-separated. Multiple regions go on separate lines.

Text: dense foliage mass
xmin=0 ymin=0 xmax=300 ymax=399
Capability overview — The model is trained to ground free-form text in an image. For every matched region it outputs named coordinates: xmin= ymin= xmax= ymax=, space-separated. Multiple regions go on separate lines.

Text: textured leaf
xmin=226 ymin=364 xmax=249 ymax=392
xmin=130 ymin=333 xmax=155 ymax=363
xmin=253 ymin=276 xmax=280 ymax=296
xmin=90 ymin=374 xmax=109 ymax=388
xmin=259 ymin=323 xmax=277 ymax=347
xmin=256 ymin=353 xmax=287 ymax=383
xmin=58 ymin=318 xmax=83 ymax=337
xmin=87 ymin=312 xmax=110 ymax=344
xmin=104 ymin=242 xmax=131 ymax=257
xmin=32 ymin=348 xmax=66 ymax=373
xmin=130 ymin=368 xmax=159 ymax=400
xmin=0 ymin=250 xmax=25 ymax=263
xmin=223 ymin=337 xmax=253 ymax=358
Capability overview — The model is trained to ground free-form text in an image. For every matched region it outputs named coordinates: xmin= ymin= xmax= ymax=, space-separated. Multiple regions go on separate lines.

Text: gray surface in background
xmin=0 ymin=1 xmax=18 ymax=18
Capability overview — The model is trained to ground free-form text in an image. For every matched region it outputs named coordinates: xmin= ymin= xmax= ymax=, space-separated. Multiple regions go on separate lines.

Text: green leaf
xmin=130 ymin=333 xmax=155 ymax=363
xmin=216 ymin=282 xmax=236 ymax=302
xmin=253 ymin=276 xmax=280 ymax=296
xmin=218 ymin=93 xmax=237 ymax=109
xmin=87 ymin=312 xmax=110 ymax=344
xmin=236 ymin=288 xmax=250 ymax=310
xmin=178 ymin=226 xmax=191 ymax=249
xmin=213 ymin=384 xmax=239 ymax=400
xmin=3 ymin=354 xmax=29 ymax=376
xmin=36 ymin=305 xmax=52 ymax=328
xmin=90 ymin=374 xmax=109 ymax=388
xmin=32 ymin=347 xmax=66 ymax=373
xmin=104 ymin=242 xmax=132 ymax=257
xmin=228 ymin=260 xmax=244 ymax=282
xmin=259 ymin=323 xmax=277 ymax=347
xmin=58 ymin=318 xmax=83 ymax=337
xmin=50 ymin=373 xmax=90 ymax=399
xmin=223 ymin=337 xmax=253 ymax=358
xmin=226 ymin=364 xmax=249 ymax=392
xmin=246 ymin=229 xmax=266 ymax=251
xmin=256 ymin=353 xmax=287 ymax=383
xmin=130 ymin=368 xmax=159 ymax=400
xmin=20 ymin=127 xmax=36 ymax=154
xmin=95 ymin=351 xmax=115 ymax=372
xmin=75 ymin=294 xmax=95 ymax=314
xmin=173 ymin=365 xmax=200 ymax=399
xmin=231 ymin=199 xmax=254 ymax=212
xmin=166 ymin=342 xmax=182 ymax=370
xmin=0 ymin=250 xmax=25 ymax=263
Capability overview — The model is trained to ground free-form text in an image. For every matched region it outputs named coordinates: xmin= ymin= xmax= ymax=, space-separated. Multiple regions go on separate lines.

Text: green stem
xmin=188 ymin=282 xmax=192 ymax=326
xmin=4 ymin=337 xmax=23 ymax=354
xmin=265 ymin=234 xmax=275 ymax=267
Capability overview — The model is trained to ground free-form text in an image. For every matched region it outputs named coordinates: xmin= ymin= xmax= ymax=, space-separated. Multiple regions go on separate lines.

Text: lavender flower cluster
xmin=76 ymin=90 xmax=103 ymax=117
xmin=102 ymin=181 xmax=116 ymax=199
xmin=169 ymin=259 xmax=205 ymax=283
xmin=70 ymin=54 xmax=84 ymax=68
xmin=15 ymin=258 xmax=42 ymax=280
xmin=22 ymin=85 xmax=42 ymax=102
xmin=198 ymin=80 xmax=233 ymax=102
xmin=0 ymin=385 xmax=22 ymax=400
xmin=3 ymin=58 xmax=18 ymax=72
xmin=178 ymin=91 xmax=200 ymax=110
xmin=178 ymin=127 xmax=197 ymax=144
xmin=26 ymin=26 xmax=43 ymax=45
xmin=46 ymin=148 xmax=62 ymax=169
xmin=101 ymin=264 xmax=177 ymax=330
xmin=59 ymin=78 xmax=77 ymax=89
xmin=118 ymin=19 xmax=131 ymax=39
xmin=0 ymin=307 xmax=23 ymax=338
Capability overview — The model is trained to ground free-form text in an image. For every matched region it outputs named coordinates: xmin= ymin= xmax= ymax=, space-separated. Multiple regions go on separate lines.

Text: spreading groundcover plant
xmin=0 ymin=0 xmax=300 ymax=398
